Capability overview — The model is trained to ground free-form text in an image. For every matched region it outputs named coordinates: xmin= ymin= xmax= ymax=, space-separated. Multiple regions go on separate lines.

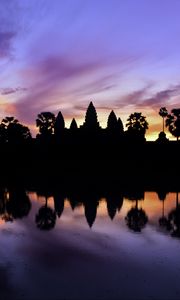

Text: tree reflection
xmin=6 ymin=188 xmax=31 ymax=220
xmin=36 ymin=196 xmax=56 ymax=230
xmin=125 ymin=196 xmax=148 ymax=232
xmin=157 ymin=190 xmax=169 ymax=228
xmin=1 ymin=189 xmax=13 ymax=222
xmin=167 ymin=192 xmax=180 ymax=237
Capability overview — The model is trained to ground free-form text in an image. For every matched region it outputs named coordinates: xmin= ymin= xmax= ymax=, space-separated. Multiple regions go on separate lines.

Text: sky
xmin=0 ymin=0 xmax=180 ymax=140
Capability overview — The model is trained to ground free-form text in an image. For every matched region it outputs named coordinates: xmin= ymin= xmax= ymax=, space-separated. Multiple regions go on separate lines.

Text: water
xmin=0 ymin=190 xmax=180 ymax=300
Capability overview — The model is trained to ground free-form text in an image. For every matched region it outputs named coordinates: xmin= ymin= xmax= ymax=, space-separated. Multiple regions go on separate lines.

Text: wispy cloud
xmin=141 ymin=84 xmax=180 ymax=108
xmin=103 ymin=83 xmax=180 ymax=110
xmin=13 ymin=51 xmax=139 ymax=123
xmin=0 ymin=87 xmax=27 ymax=95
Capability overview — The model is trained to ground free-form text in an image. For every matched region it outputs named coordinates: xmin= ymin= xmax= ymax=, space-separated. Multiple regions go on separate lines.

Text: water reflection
xmin=36 ymin=201 xmax=56 ymax=231
xmin=158 ymin=189 xmax=169 ymax=228
xmin=125 ymin=200 xmax=148 ymax=232
xmin=0 ymin=186 xmax=180 ymax=239
xmin=0 ymin=187 xmax=31 ymax=222
xmin=106 ymin=192 xmax=123 ymax=220
xmin=168 ymin=192 xmax=180 ymax=237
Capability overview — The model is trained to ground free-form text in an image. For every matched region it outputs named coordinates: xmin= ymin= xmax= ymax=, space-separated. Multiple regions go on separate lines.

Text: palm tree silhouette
xmin=166 ymin=109 xmax=180 ymax=141
xmin=35 ymin=196 xmax=56 ymax=230
xmin=36 ymin=112 xmax=56 ymax=139
xmin=126 ymin=112 xmax=148 ymax=138
xmin=159 ymin=107 xmax=168 ymax=133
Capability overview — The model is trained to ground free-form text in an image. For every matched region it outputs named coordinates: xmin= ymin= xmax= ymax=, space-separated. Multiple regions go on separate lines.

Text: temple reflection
xmin=54 ymin=192 xmax=64 ymax=218
xmin=106 ymin=192 xmax=123 ymax=220
xmin=0 ymin=186 xmax=180 ymax=239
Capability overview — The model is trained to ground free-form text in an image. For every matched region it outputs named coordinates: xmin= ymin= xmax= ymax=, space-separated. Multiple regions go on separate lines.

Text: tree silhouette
xmin=35 ymin=196 xmax=56 ymax=230
xmin=54 ymin=111 xmax=65 ymax=138
xmin=1 ymin=116 xmax=18 ymax=126
xmin=82 ymin=102 xmax=100 ymax=129
xmin=36 ymin=112 xmax=56 ymax=138
xmin=159 ymin=107 xmax=168 ymax=133
xmin=166 ymin=109 xmax=180 ymax=141
xmin=126 ymin=112 xmax=148 ymax=137
xmin=0 ymin=117 xmax=31 ymax=143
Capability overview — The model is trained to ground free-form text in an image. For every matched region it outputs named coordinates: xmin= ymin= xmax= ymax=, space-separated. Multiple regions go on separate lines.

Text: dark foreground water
xmin=0 ymin=191 xmax=180 ymax=300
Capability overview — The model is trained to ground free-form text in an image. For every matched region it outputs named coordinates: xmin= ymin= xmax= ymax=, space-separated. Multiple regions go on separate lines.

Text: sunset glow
xmin=1 ymin=0 xmax=180 ymax=140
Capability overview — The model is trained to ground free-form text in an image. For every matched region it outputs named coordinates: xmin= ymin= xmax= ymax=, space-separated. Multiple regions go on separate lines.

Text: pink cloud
xmin=13 ymin=51 xmax=139 ymax=124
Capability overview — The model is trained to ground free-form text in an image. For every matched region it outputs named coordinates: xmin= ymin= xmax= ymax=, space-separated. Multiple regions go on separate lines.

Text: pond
xmin=0 ymin=188 xmax=180 ymax=300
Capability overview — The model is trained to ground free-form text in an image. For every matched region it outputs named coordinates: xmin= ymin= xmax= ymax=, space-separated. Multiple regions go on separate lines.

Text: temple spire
xmin=83 ymin=102 xmax=99 ymax=129
xmin=70 ymin=118 xmax=78 ymax=130
xmin=54 ymin=111 xmax=65 ymax=137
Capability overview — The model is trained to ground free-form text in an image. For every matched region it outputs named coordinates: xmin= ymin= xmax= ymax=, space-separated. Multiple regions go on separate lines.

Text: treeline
xmin=0 ymin=102 xmax=180 ymax=143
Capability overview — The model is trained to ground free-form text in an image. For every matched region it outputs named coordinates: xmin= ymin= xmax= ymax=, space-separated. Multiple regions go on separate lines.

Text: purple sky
xmin=1 ymin=0 xmax=180 ymax=139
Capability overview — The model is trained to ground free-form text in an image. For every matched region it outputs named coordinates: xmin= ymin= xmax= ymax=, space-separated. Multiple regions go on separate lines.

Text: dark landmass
xmin=0 ymin=138 xmax=180 ymax=193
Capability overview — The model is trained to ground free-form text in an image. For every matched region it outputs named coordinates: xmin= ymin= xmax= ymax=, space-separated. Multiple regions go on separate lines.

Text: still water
xmin=0 ymin=189 xmax=180 ymax=300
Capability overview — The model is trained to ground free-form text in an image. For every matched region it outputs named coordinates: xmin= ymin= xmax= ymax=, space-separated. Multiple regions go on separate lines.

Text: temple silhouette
xmin=0 ymin=102 xmax=180 ymax=193
xmin=1 ymin=101 xmax=180 ymax=144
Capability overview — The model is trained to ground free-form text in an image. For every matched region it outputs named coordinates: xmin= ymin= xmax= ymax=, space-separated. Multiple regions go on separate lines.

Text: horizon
xmin=1 ymin=0 xmax=180 ymax=141
xmin=0 ymin=102 xmax=176 ymax=141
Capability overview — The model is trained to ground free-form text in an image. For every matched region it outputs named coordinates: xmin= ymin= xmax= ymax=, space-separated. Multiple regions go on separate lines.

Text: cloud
xmin=13 ymin=51 xmax=138 ymax=124
xmin=105 ymin=83 xmax=180 ymax=110
xmin=0 ymin=87 xmax=27 ymax=95
xmin=141 ymin=84 xmax=180 ymax=108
